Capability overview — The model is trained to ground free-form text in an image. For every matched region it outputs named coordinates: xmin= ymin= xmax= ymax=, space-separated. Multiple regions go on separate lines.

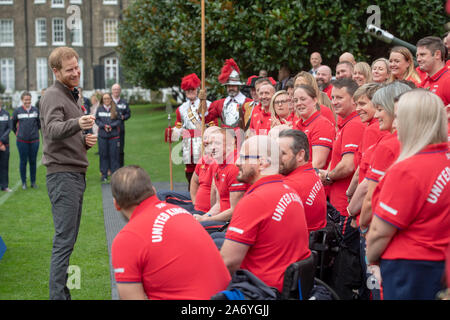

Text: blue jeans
xmin=16 ymin=140 xmax=39 ymax=184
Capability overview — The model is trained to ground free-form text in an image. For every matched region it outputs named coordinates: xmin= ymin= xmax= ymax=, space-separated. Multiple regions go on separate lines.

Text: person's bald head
xmin=236 ymin=135 xmax=279 ymax=184
xmin=339 ymin=52 xmax=356 ymax=65
xmin=316 ymin=65 xmax=333 ymax=88
xmin=310 ymin=52 xmax=322 ymax=69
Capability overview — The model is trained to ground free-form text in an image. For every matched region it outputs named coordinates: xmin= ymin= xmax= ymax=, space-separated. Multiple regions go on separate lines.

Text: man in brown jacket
xmin=40 ymin=47 xmax=97 ymax=300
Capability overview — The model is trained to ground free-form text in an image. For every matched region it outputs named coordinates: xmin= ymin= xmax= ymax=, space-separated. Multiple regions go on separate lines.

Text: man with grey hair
xmin=220 ymin=135 xmax=311 ymax=293
xmin=111 ymin=83 xmax=131 ymax=167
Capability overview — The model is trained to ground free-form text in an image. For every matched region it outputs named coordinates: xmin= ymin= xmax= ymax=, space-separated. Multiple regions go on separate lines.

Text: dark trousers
xmin=98 ymin=137 xmax=120 ymax=178
xmin=16 ymin=140 xmax=39 ymax=184
xmin=0 ymin=145 xmax=9 ymax=189
xmin=119 ymin=130 xmax=125 ymax=167
xmin=47 ymin=172 xmax=86 ymax=300
xmin=380 ymin=259 xmax=445 ymax=300
xmin=329 ymin=215 xmax=363 ymax=300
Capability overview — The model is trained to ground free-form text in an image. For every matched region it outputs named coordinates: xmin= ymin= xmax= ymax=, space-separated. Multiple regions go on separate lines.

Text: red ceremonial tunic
xmin=329 ymin=111 xmax=365 ymax=216
xmin=111 ymin=196 xmax=231 ymax=300
xmin=419 ymin=66 xmax=450 ymax=106
xmin=225 ymin=174 xmax=311 ymax=292
xmin=283 ymin=163 xmax=327 ymax=232
xmin=193 ymin=155 xmax=215 ymax=212
xmin=206 ymin=93 xmax=252 ymax=128
xmin=373 ymin=143 xmax=450 ymax=261
xmin=294 ymin=111 xmax=335 ymax=169
xmin=365 ymin=131 xmax=400 ymax=183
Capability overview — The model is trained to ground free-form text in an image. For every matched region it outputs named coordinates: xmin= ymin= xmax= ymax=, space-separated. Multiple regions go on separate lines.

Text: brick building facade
xmin=0 ymin=0 xmax=130 ymax=93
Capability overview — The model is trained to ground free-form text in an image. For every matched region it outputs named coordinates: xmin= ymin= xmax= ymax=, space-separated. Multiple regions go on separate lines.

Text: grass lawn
xmin=0 ymin=103 xmax=185 ymax=300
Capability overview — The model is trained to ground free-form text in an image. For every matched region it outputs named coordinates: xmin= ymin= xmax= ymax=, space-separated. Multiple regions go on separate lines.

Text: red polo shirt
xmin=193 ymin=155 xmax=215 ymax=212
xmin=329 ymin=111 xmax=365 ymax=216
xmin=373 ymin=143 xmax=450 ymax=261
xmin=420 ymin=66 xmax=450 ymax=106
xmin=225 ymin=174 xmax=311 ymax=292
xmin=283 ymin=163 xmax=327 ymax=232
xmin=356 ymin=118 xmax=387 ymax=183
xmin=249 ymin=107 xmax=272 ymax=135
xmin=211 ymin=153 xmax=249 ymax=211
xmin=112 ymin=196 xmax=231 ymax=299
xmin=365 ymin=131 xmax=400 ymax=183
xmin=319 ymin=105 xmax=336 ymax=127
xmin=323 ymin=84 xmax=333 ymax=100
xmin=294 ymin=111 xmax=335 ymax=169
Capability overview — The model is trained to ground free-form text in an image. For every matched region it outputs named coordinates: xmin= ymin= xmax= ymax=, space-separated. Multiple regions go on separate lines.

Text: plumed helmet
xmin=181 ymin=73 xmax=201 ymax=91
xmin=218 ymin=58 xmax=245 ymax=86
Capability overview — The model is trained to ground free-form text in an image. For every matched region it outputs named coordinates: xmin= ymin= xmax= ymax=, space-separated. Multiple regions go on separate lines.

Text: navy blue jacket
xmin=113 ymin=98 xmax=131 ymax=131
xmin=0 ymin=108 xmax=12 ymax=146
xmin=12 ymin=106 xmax=40 ymax=142
xmin=95 ymin=105 xmax=122 ymax=139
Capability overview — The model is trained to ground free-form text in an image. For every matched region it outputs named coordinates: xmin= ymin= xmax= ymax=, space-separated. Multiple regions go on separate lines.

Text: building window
xmin=105 ymin=58 xmax=119 ymax=88
xmin=103 ymin=19 xmax=118 ymax=46
xmin=36 ymin=58 xmax=48 ymax=91
xmin=0 ymin=19 xmax=14 ymax=47
xmin=35 ymin=18 xmax=47 ymax=46
xmin=70 ymin=0 xmax=81 ymax=3
xmin=51 ymin=0 xmax=64 ymax=8
xmin=52 ymin=18 xmax=65 ymax=45
xmin=0 ymin=58 xmax=15 ymax=92
xmin=103 ymin=0 xmax=117 ymax=4
xmin=70 ymin=19 xmax=82 ymax=46
xmin=34 ymin=0 xmax=46 ymax=4
xmin=78 ymin=58 xmax=84 ymax=88
xmin=0 ymin=0 xmax=14 ymax=4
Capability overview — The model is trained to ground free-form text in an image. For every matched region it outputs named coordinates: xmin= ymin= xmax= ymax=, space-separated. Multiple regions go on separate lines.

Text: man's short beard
xmin=279 ymin=157 xmax=297 ymax=176
xmin=228 ymin=90 xmax=239 ymax=98
xmin=318 ymin=81 xmax=328 ymax=91
xmin=237 ymin=167 xmax=257 ymax=184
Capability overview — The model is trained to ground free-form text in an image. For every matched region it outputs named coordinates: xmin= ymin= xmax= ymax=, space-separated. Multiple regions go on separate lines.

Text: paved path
xmin=101 ymin=181 xmax=188 ymax=299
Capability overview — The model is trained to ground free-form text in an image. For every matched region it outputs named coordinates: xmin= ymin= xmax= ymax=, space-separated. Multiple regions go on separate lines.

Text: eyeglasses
xmin=274 ymin=100 xmax=290 ymax=106
xmin=239 ymin=154 xmax=261 ymax=161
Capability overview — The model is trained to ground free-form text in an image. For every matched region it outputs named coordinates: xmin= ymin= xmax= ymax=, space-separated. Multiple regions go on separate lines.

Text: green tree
xmin=117 ymin=0 xmax=447 ymax=97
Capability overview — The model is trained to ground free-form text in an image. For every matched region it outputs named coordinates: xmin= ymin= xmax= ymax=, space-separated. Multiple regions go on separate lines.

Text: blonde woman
xmin=269 ymin=90 xmax=294 ymax=128
xmin=353 ymin=62 xmax=373 ymax=86
xmin=371 ymin=58 xmax=390 ymax=83
xmin=388 ymin=46 xmax=421 ymax=85
xmin=367 ymin=89 xmax=450 ymax=300
xmin=293 ymin=71 xmax=336 ymax=126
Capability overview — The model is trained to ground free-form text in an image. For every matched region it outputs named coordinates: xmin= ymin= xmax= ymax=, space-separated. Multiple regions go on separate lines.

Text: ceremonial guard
xmin=171 ymin=73 xmax=213 ymax=185
xmin=206 ymin=58 xmax=252 ymax=130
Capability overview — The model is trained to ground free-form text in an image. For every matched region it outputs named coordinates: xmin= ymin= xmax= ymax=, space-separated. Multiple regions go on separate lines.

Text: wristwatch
xmin=325 ymin=172 xmax=333 ymax=184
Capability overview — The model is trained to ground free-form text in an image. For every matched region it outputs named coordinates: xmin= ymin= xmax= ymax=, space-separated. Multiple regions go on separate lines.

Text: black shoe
xmin=22 ymin=184 xmax=27 ymax=190
xmin=31 ymin=183 xmax=38 ymax=189
xmin=1 ymin=187 xmax=12 ymax=192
